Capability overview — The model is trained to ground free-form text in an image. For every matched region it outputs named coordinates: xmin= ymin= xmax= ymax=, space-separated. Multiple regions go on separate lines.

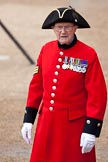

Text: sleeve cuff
xmin=23 ymin=107 xmax=38 ymax=124
xmin=83 ymin=117 xmax=103 ymax=137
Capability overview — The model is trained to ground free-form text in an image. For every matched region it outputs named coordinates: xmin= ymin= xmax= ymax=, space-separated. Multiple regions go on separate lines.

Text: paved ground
xmin=0 ymin=0 xmax=108 ymax=161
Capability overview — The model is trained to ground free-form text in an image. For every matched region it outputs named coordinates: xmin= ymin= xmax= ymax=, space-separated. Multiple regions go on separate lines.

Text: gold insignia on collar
xmin=34 ymin=66 xmax=39 ymax=74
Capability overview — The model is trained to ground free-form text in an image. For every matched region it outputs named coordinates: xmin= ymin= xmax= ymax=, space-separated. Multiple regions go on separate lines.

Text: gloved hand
xmin=21 ymin=123 xmax=33 ymax=144
xmin=80 ymin=133 xmax=96 ymax=154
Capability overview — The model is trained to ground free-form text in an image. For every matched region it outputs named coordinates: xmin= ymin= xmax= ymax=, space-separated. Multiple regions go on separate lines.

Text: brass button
xmin=52 ymin=86 xmax=56 ymax=90
xmin=51 ymin=93 xmax=55 ymax=97
xmin=53 ymin=79 xmax=57 ymax=83
xmin=58 ymin=58 xmax=62 ymax=62
xmin=50 ymin=100 xmax=54 ymax=104
xmin=49 ymin=107 xmax=54 ymax=111
xmin=56 ymin=65 xmax=60 ymax=69
xmin=59 ymin=51 xmax=64 ymax=56
xmin=54 ymin=71 xmax=59 ymax=75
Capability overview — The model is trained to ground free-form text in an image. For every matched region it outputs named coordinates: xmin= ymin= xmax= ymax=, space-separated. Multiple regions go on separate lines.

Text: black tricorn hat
xmin=42 ymin=6 xmax=90 ymax=29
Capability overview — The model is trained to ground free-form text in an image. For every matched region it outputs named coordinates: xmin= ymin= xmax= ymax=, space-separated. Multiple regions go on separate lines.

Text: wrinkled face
xmin=53 ymin=22 xmax=78 ymax=45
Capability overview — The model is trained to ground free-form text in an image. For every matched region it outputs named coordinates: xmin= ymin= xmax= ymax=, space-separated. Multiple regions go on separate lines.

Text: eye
xmin=57 ymin=26 xmax=63 ymax=29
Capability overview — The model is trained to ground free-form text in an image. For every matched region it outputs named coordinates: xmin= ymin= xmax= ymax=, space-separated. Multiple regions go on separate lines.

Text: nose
xmin=61 ymin=27 xmax=66 ymax=33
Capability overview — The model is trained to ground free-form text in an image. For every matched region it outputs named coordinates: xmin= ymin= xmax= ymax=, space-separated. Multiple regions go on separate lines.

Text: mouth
xmin=60 ymin=36 xmax=68 ymax=38
xmin=60 ymin=36 xmax=68 ymax=41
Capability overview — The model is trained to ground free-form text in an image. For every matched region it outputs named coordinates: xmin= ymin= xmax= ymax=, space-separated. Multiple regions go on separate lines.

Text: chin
xmin=59 ymin=41 xmax=68 ymax=45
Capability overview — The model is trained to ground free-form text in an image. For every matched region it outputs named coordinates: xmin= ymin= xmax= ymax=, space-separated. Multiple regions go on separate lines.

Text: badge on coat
xmin=34 ymin=66 xmax=39 ymax=74
xmin=62 ymin=56 xmax=88 ymax=73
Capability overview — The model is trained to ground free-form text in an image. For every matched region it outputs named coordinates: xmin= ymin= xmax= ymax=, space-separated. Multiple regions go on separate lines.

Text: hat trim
xmin=55 ymin=8 xmax=71 ymax=19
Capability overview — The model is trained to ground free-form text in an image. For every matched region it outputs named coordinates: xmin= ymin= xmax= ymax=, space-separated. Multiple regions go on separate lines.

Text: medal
xmin=62 ymin=56 xmax=69 ymax=70
xmin=77 ymin=65 xmax=82 ymax=72
xmin=73 ymin=65 xmax=77 ymax=71
xmin=62 ymin=56 xmax=88 ymax=73
xmin=81 ymin=67 xmax=86 ymax=73
xmin=62 ymin=64 xmax=68 ymax=69
xmin=81 ymin=60 xmax=88 ymax=73
xmin=69 ymin=57 xmax=73 ymax=70
xmin=69 ymin=64 xmax=73 ymax=70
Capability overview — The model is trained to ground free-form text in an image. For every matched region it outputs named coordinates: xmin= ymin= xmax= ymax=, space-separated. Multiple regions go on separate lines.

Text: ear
xmin=75 ymin=25 xmax=78 ymax=30
xmin=74 ymin=25 xmax=78 ymax=32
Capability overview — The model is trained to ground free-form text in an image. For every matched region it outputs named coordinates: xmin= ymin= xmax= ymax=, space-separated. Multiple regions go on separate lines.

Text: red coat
xmin=26 ymin=39 xmax=107 ymax=162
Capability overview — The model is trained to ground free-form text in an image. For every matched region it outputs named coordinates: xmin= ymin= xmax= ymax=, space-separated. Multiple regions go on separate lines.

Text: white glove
xmin=80 ymin=133 xmax=96 ymax=154
xmin=21 ymin=123 xmax=33 ymax=144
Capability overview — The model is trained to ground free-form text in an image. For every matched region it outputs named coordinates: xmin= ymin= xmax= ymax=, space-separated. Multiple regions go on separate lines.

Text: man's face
xmin=53 ymin=22 xmax=78 ymax=45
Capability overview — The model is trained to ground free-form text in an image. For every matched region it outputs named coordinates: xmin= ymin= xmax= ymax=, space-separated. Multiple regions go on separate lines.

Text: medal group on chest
xmin=62 ymin=56 xmax=88 ymax=73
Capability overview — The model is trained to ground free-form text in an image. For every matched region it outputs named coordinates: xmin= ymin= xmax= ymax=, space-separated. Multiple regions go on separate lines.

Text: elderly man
xmin=21 ymin=6 xmax=107 ymax=162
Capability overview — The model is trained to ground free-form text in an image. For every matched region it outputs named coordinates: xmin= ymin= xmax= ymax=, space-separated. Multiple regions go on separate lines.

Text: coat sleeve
xmin=23 ymin=47 xmax=44 ymax=124
xmin=83 ymin=52 xmax=107 ymax=137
